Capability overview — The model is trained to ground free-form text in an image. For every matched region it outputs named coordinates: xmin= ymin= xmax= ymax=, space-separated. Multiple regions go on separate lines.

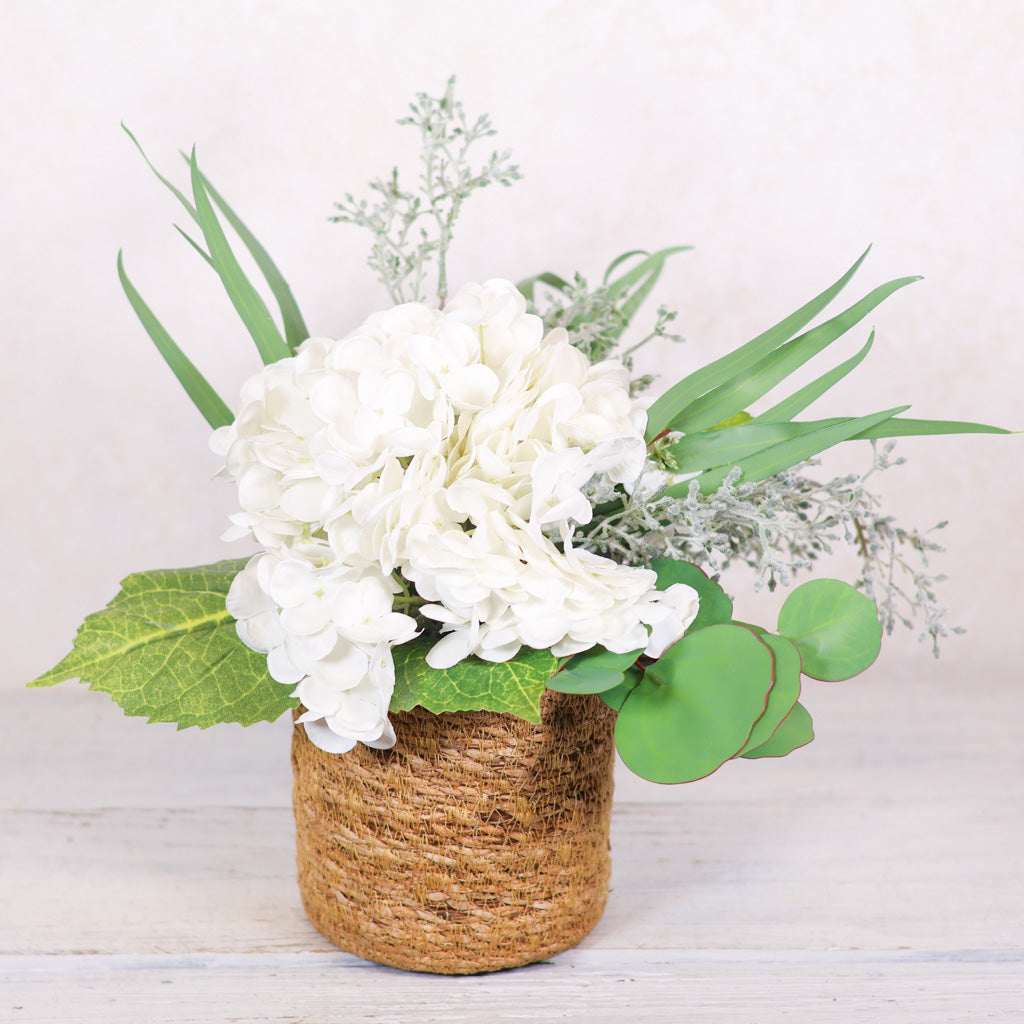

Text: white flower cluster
xmin=214 ymin=280 xmax=699 ymax=753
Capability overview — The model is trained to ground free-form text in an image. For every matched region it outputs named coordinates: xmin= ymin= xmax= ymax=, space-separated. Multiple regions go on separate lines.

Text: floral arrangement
xmin=31 ymin=81 xmax=1005 ymax=785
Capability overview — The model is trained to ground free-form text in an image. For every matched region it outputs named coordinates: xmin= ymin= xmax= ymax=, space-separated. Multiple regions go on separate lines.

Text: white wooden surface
xmin=3 ymin=653 xmax=1022 ymax=1023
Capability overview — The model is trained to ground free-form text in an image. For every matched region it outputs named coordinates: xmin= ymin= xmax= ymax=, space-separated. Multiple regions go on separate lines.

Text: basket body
xmin=291 ymin=690 xmax=616 ymax=974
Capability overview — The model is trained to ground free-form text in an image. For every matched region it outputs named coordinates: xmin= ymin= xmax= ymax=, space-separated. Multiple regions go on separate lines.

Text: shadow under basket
xmin=291 ymin=690 xmax=616 ymax=975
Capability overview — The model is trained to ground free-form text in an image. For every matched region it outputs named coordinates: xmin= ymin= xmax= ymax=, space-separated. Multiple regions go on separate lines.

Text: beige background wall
xmin=4 ymin=1 xmax=1021 ymax=765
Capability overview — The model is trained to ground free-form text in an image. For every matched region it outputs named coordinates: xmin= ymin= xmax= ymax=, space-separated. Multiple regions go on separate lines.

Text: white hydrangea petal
xmin=301 ymin=716 xmax=359 ymax=754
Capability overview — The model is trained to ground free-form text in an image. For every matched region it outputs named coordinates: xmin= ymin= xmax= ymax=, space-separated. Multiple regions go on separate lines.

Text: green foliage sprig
xmin=330 ymin=76 xmax=522 ymax=305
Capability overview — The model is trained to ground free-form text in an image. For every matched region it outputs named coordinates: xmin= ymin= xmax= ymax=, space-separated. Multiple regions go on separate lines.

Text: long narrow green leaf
xmin=671 ymin=405 xmax=909 ymax=496
xmin=188 ymin=149 xmax=290 ymax=365
xmin=668 ymin=276 xmax=920 ymax=434
xmin=602 ymin=249 xmax=649 ymax=285
xmin=117 ymin=252 xmax=233 ymax=429
xmin=604 ymin=246 xmax=690 ymax=301
xmin=666 ymin=420 xmax=830 ymax=474
xmin=122 ymin=123 xmax=198 ymax=219
xmin=668 ymin=413 xmax=1009 ymax=477
xmin=516 ymin=271 xmax=572 ymax=303
xmin=645 ymin=247 xmax=873 ymax=440
xmin=189 ymin=161 xmax=309 ymax=352
xmin=174 ymin=225 xmax=212 ymax=266
xmin=755 ymin=331 xmax=875 ymax=422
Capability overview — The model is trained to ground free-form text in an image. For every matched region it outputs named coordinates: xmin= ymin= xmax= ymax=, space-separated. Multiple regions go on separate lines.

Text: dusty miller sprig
xmin=579 ymin=442 xmax=958 ymax=655
xmin=528 ymin=272 xmax=684 ymax=394
xmin=330 ymin=77 xmax=521 ymax=306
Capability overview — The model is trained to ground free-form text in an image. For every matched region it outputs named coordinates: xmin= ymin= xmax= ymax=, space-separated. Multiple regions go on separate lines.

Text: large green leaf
xmin=390 ymin=641 xmax=560 ymax=723
xmin=650 ymin=558 xmax=733 ymax=633
xmin=741 ymin=701 xmax=815 ymax=759
xmin=117 ymin=252 xmax=233 ymax=429
xmin=28 ymin=560 xmax=296 ymax=728
xmin=735 ymin=633 xmax=802 ymax=754
xmin=777 ymin=578 xmax=882 ymax=681
xmin=614 ymin=624 xmax=775 ymax=783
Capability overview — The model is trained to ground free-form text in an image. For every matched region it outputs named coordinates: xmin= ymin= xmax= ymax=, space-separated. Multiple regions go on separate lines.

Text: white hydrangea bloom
xmin=214 ymin=279 xmax=698 ymax=754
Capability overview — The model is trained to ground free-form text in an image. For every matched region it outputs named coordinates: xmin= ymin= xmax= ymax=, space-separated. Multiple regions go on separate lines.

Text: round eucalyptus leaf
xmin=547 ymin=645 xmax=642 ymax=694
xmin=741 ymin=702 xmax=815 ymax=759
xmin=615 ymin=624 xmax=774 ymax=783
xmin=777 ymin=578 xmax=881 ymax=681
xmin=737 ymin=633 xmax=802 ymax=755
xmin=650 ymin=558 xmax=733 ymax=633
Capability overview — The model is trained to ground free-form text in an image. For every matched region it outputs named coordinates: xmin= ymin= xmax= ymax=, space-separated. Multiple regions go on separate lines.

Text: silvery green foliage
xmin=331 ymin=78 xmax=521 ymax=305
xmin=529 ymin=273 xmax=684 ymax=394
xmin=578 ymin=443 xmax=958 ymax=656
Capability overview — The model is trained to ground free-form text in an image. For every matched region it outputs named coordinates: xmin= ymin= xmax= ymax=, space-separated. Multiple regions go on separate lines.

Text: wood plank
xmin=4 ymin=950 xmax=1023 ymax=1023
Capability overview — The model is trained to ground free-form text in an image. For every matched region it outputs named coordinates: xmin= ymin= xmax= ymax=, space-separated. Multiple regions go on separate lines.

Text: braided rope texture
xmin=291 ymin=690 xmax=616 ymax=974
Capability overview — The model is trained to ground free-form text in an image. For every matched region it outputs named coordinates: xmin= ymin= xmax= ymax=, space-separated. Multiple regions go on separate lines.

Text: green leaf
xmin=675 ymin=405 xmax=909 ymax=496
xmin=389 ymin=641 xmax=560 ymax=723
xmin=736 ymin=634 xmax=802 ymax=754
xmin=117 ymin=252 xmax=233 ymax=429
xmin=741 ymin=702 xmax=815 ymax=759
xmin=28 ymin=560 xmax=295 ymax=728
xmin=650 ymin=558 xmax=733 ymax=633
xmin=188 ymin=160 xmax=310 ymax=352
xmin=188 ymin=149 xmax=291 ymax=365
xmin=606 ymin=247 xmax=690 ymax=328
xmin=645 ymin=247 xmax=872 ymax=440
xmin=516 ymin=271 xmax=572 ymax=303
xmin=777 ymin=578 xmax=882 ymax=681
xmin=668 ymin=276 xmax=920 ymax=435
xmin=122 ymin=123 xmax=198 ymax=219
xmin=548 ymin=645 xmax=642 ymax=695
xmin=614 ymin=624 xmax=775 ymax=783
xmin=756 ymin=331 xmax=875 ymax=422
xmin=598 ymin=667 xmax=642 ymax=711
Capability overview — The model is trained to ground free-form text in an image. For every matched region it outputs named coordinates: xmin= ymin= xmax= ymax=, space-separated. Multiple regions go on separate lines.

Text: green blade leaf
xmin=389 ymin=641 xmax=560 ymax=723
xmin=650 ymin=558 xmax=733 ymax=632
xmin=122 ymin=123 xmax=198 ymax=220
xmin=668 ymin=277 xmax=920 ymax=435
xmin=665 ymin=420 xmax=827 ymax=475
xmin=606 ymin=247 xmax=691 ymax=332
xmin=755 ymin=330 xmax=875 ymax=422
xmin=674 ymin=405 xmax=909 ymax=496
xmin=777 ymin=578 xmax=882 ymax=681
xmin=174 ymin=224 xmax=213 ymax=266
xmin=28 ymin=560 xmax=295 ymax=728
xmin=645 ymin=247 xmax=873 ymax=440
xmin=188 ymin=160 xmax=310 ymax=352
xmin=602 ymin=249 xmax=650 ymax=284
xmin=548 ymin=645 xmax=642 ymax=695
xmin=516 ymin=271 xmax=572 ymax=304
xmin=117 ymin=251 xmax=233 ymax=429
xmin=614 ymin=624 xmax=775 ymax=783
xmin=736 ymin=633 xmax=802 ymax=755
xmin=851 ymin=417 xmax=1011 ymax=438
xmin=188 ymin=149 xmax=291 ymax=365
xmin=741 ymin=701 xmax=815 ymax=759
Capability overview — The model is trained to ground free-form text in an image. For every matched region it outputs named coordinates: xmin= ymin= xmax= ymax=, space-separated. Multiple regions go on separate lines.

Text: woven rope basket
xmin=291 ymin=690 xmax=616 ymax=974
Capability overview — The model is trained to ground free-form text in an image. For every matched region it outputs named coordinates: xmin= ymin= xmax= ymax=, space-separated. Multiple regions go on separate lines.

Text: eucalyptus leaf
xmin=614 ymin=624 xmax=774 ymax=783
xmin=741 ymin=702 xmax=815 ymax=759
xmin=28 ymin=560 xmax=295 ymax=728
xmin=390 ymin=641 xmax=559 ymax=722
xmin=650 ymin=558 xmax=733 ymax=633
xmin=548 ymin=645 xmax=642 ymax=695
xmin=736 ymin=634 xmax=802 ymax=754
xmin=598 ymin=667 xmax=642 ymax=712
xmin=777 ymin=578 xmax=882 ymax=681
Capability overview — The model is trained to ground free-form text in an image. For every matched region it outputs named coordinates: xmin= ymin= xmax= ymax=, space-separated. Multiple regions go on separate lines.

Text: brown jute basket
xmin=291 ymin=690 xmax=616 ymax=974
